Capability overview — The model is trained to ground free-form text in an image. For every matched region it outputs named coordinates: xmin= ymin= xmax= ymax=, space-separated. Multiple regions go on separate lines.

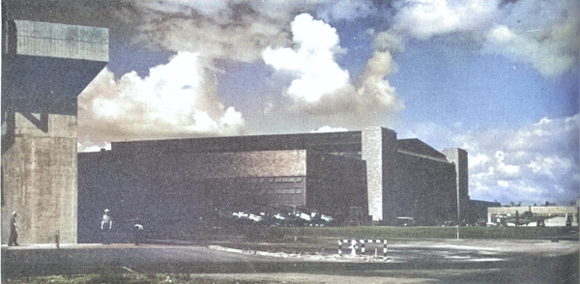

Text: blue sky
xmin=8 ymin=0 xmax=579 ymax=206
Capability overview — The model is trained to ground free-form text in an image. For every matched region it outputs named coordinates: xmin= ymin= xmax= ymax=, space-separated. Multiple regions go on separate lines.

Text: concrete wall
xmin=12 ymin=20 xmax=108 ymax=61
xmin=78 ymin=149 xmax=310 ymax=241
xmin=3 ymin=20 xmax=109 ymax=115
xmin=2 ymin=20 xmax=108 ymax=244
xmin=361 ymin=127 xmax=398 ymax=223
xmin=469 ymin=200 xmax=501 ymax=223
xmin=112 ymin=131 xmax=362 ymax=154
xmin=393 ymin=152 xmax=457 ymax=225
xmin=110 ymin=131 xmax=460 ymax=225
xmin=2 ymin=113 xmax=78 ymax=243
xmin=306 ymin=152 xmax=367 ymax=219
xmin=78 ymin=147 xmax=369 ymax=241
xmin=78 ymin=128 xmax=464 ymax=233
xmin=442 ymin=148 xmax=469 ymax=222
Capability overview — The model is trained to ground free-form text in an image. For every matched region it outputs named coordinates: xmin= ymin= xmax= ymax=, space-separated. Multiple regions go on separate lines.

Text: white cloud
xmin=497 ymin=162 xmax=520 ymax=177
xmin=263 ymin=13 xmax=350 ymax=103
xmin=78 ymin=52 xmax=245 ymax=151
xmin=392 ymin=0 xmax=498 ymax=39
xmin=456 ymin=114 xmax=579 ymax=205
xmin=373 ymin=31 xmax=405 ymax=53
xmin=137 ymin=0 xmax=229 ymax=18
xmin=263 ymin=13 xmax=404 ymax=122
xmin=77 ymin=142 xmax=111 ymax=153
xmin=311 ymin=126 xmax=349 ymax=133
xmin=497 ymin=180 xmax=509 ymax=188
xmin=469 ymin=153 xmax=490 ymax=168
xmin=528 ymin=156 xmax=574 ymax=180
xmin=357 ymin=51 xmax=398 ymax=106
xmin=388 ymin=0 xmax=578 ymax=78
xmin=484 ymin=19 xmax=578 ymax=78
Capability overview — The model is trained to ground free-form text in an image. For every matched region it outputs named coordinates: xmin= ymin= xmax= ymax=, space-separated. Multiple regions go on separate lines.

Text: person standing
xmin=100 ymin=209 xmax=113 ymax=244
xmin=8 ymin=211 xmax=19 ymax=246
xmin=133 ymin=223 xmax=144 ymax=246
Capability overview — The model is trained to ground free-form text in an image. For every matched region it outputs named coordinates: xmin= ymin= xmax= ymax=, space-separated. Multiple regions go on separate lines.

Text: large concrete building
xmin=442 ymin=148 xmax=470 ymax=223
xmin=78 ymin=127 xmax=467 ymax=240
xmin=0 ymin=7 xmax=468 ymax=245
xmin=1 ymin=14 xmax=108 ymax=244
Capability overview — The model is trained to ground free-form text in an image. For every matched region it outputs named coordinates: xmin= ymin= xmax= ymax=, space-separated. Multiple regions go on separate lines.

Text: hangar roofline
xmin=110 ymin=129 xmax=365 ymax=154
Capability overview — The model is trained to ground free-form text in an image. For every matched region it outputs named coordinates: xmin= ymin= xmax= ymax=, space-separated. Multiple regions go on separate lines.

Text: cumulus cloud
xmin=357 ymin=51 xmax=402 ymax=113
xmin=311 ymin=126 xmax=349 ymax=133
xmin=373 ymin=30 xmax=405 ymax=53
xmin=483 ymin=2 xmax=579 ymax=78
xmin=78 ymin=52 xmax=244 ymax=151
xmin=76 ymin=1 xmax=396 ymax=150
xmin=386 ymin=0 xmax=579 ymax=78
xmin=456 ymin=114 xmax=579 ymax=205
xmin=263 ymin=14 xmax=351 ymax=104
xmin=391 ymin=0 xmax=498 ymax=39
xmin=116 ymin=0 xmax=579 ymax=80
xmin=262 ymin=13 xmax=404 ymax=120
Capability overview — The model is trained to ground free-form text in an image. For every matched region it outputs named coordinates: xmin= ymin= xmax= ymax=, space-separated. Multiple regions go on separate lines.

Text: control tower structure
xmin=1 ymin=13 xmax=108 ymax=244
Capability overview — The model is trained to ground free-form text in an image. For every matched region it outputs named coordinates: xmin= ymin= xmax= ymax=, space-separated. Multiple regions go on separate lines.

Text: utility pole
xmin=456 ymin=181 xmax=460 ymax=240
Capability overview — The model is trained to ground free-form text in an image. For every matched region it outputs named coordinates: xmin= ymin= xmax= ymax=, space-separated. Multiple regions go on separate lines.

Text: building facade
xmin=394 ymin=140 xmax=459 ymax=225
xmin=442 ymin=148 xmax=470 ymax=223
xmin=78 ymin=127 xmax=465 ymax=240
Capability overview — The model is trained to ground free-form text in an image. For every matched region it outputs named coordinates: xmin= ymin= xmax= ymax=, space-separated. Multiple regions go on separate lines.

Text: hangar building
xmin=78 ymin=127 xmax=468 ymax=240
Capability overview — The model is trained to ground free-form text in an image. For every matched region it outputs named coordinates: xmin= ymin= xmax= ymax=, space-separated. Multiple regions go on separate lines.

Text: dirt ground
xmin=3 ymin=239 xmax=578 ymax=283
xmin=5 ymin=271 xmax=495 ymax=284
xmin=189 ymin=272 xmax=440 ymax=284
xmin=184 ymin=268 xmax=533 ymax=284
xmin=191 ymin=239 xmax=580 ymax=284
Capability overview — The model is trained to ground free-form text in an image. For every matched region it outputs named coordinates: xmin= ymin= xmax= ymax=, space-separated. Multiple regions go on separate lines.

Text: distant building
xmin=78 ymin=127 xmax=467 ymax=240
xmin=488 ymin=206 xmax=579 ymax=227
xmin=469 ymin=200 xmax=502 ymax=224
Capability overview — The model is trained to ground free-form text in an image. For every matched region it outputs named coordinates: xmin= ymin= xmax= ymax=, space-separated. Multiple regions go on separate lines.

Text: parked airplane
xmin=227 ymin=205 xmax=335 ymax=227
xmin=495 ymin=206 xmax=555 ymax=227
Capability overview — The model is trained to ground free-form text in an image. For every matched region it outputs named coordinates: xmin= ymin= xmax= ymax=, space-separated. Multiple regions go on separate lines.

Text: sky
xmin=6 ymin=0 xmax=579 ymax=206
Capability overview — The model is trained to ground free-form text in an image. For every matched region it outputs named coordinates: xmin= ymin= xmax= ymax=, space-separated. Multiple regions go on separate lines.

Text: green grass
xmin=200 ymin=225 xmax=578 ymax=242
xmin=197 ymin=225 xmax=578 ymax=254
